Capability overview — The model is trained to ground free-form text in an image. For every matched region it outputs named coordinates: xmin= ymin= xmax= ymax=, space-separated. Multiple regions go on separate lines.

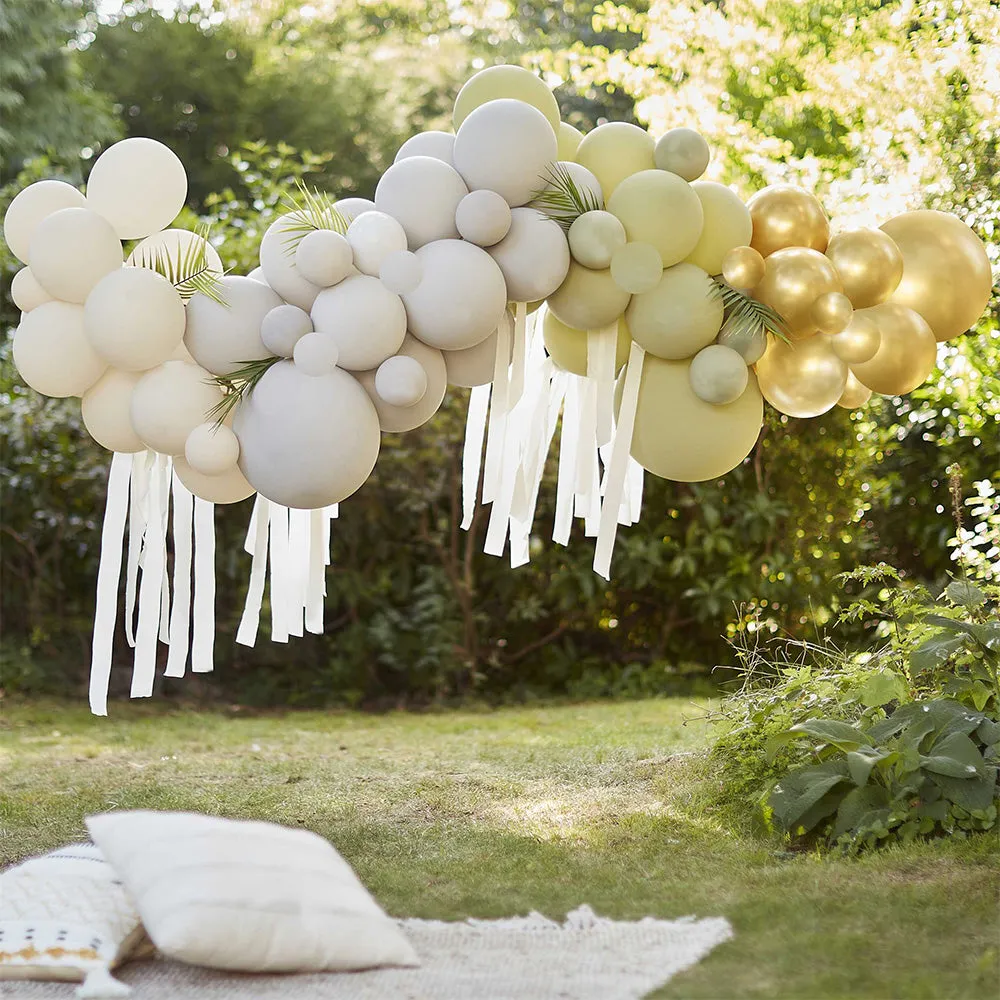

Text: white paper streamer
xmin=482 ymin=314 xmax=513 ymax=504
xmin=305 ymin=508 xmax=325 ymax=634
xmin=191 ymin=496 xmax=216 ymax=672
xmin=509 ymin=301 xmax=527 ymax=405
xmin=236 ymin=495 xmax=269 ymax=648
xmin=287 ymin=507 xmax=310 ymax=638
xmin=163 ymin=473 xmax=194 ymax=678
xmin=268 ymin=503 xmax=290 ymax=643
xmin=553 ymin=375 xmax=581 ymax=546
xmin=461 ymin=383 xmax=491 ymax=530
xmin=131 ymin=454 xmax=168 ymax=697
xmin=588 ymin=324 xmax=617 ymax=447
xmin=123 ymin=451 xmax=152 ymax=648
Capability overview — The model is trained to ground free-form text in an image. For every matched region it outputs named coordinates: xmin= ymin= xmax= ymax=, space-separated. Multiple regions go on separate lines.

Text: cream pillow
xmin=85 ymin=811 xmax=419 ymax=973
xmin=0 ymin=843 xmax=150 ymax=996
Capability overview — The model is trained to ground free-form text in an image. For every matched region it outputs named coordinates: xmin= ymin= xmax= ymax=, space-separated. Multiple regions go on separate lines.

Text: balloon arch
xmin=4 ymin=66 xmax=994 ymax=714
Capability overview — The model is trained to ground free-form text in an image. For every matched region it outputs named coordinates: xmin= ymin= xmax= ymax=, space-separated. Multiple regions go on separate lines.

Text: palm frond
xmin=710 ymin=277 xmax=792 ymax=345
xmin=209 ymin=356 xmax=282 ymax=426
xmin=280 ymin=179 xmax=349 ymax=254
xmin=530 ymin=162 xmax=603 ymax=233
xmin=129 ymin=224 xmax=227 ymax=306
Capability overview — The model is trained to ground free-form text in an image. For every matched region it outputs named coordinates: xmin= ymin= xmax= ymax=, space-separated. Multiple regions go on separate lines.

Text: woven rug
xmin=1 ymin=905 xmax=733 ymax=1000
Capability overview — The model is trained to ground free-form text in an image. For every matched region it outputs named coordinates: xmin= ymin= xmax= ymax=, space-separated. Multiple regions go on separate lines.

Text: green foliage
xmin=531 ymin=162 xmax=603 ymax=232
xmin=710 ymin=279 xmax=791 ymax=344
xmin=129 ymin=224 xmax=226 ymax=304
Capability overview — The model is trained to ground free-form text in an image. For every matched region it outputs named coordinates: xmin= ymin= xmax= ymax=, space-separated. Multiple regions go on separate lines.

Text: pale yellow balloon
xmin=755 ymin=334 xmax=847 ymax=418
xmin=625 ymin=262 xmax=723 ymax=360
xmin=824 ymin=228 xmax=903 ymax=308
xmin=610 ymin=241 xmax=662 ymax=294
xmin=685 ymin=182 xmax=753 ymax=275
xmin=748 ymin=185 xmax=830 ymax=257
xmin=831 ymin=311 xmax=880 ymax=364
xmin=721 ymin=246 xmax=766 ymax=291
xmin=850 ymin=302 xmax=938 ymax=395
xmin=881 ymin=210 xmax=994 ymax=342
xmin=812 ymin=291 xmax=853 ymax=335
xmin=558 ymin=122 xmax=584 ymax=161
xmin=546 ymin=260 xmax=631 ymax=331
xmin=836 ymin=371 xmax=873 ymax=410
xmin=607 ymin=169 xmax=703 ymax=267
xmin=575 ymin=122 xmax=655 ymax=200
xmin=753 ymin=247 xmax=842 ymax=340
xmin=628 ymin=353 xmax=764 ymax=482
xmin=453 ymin=65 xmax=560 ymax=133
xmin=542 ymin=311 xmax=631 ymax=377
xmin=568 ymin=210 xmax=626 ymax=269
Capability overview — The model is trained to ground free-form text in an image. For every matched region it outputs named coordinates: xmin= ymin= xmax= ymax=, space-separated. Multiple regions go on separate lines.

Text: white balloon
xmin=84 ymin=267 xmax=186 ymax=371
xmin=184 ymin=274 xmax=281 ymax=376
xmin=401 ymin=239 xmax=508 ymax=351
xmin=374 ymin=354 xmax=428 ymax=407
xmin=81 ymin=369 xmax=145 ymax=453
xmin=130 ymin=360 xmax=224 ymax=456
xmin=85 ymin=137 xmax=188 ymax=239
xmin=310 ymin=274 xmax=406 ymax=371
xmin=333 ymin=198 xmax=376 ymax=222
xmin=442 ymin=312 xmax=512 ymax=387
xmin=233 ymin=361 xmax=381 ymax=508
xmin=487 ymin=207 xmax=570 ymax=302
xmin=169 ymin=339 xmax=196 ymax=363
xmin=374 ymin=156 xmax=468 ymax=249
xmin=347 ymin=211 xmax=408 ymax=276
xmin=258 ymin=213 xmax=324 ymax=311
xmin=452 ymin=99 xmax=558 ymax=207
xmin=126 ymin=228 xmax=223 ymax=276
xmin=455 ymin=189 xmax=512 ymax=247
xmin=173 ymin=455 xmax=255 ymax=505
xmin=247 ymin=266 xmax=268 ymax=284
xmin=261 ymin=303 xmax=313 ymax=357
xmin=10 ymin=267 xmax=53 ymax=312
xmin=395 ymin=130 xmax=456 ymax=166
xmin=294 ymin=229 xmax=354 ymax=287
xmin=29 ymin=207 xmax=123 ymax=304
xmin=378 ymin=249 xmax=423 ymax=295
xmin=293 ymin=332 xmax=341 ymax=376
xmin=357 ymin=334 xmax=447 ymax=433
xmin=185 ymin=422 xmax=241 ymax=476
xmin=13 ymin=301 xmax=107 ymax=398
xmin=3 ymin=179 xmax=86 ymax=264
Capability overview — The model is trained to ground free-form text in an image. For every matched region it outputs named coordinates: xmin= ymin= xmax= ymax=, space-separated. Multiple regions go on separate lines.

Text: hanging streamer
xmin=508 ymin=301 xmax=528 ymax=406
xmin=305 ymin=508 xmax=325 ymax=634
xmin=163 ymin=473 xmax=194 ymax=678
xmin=482 ymin=314 xmax=513 ymax=504
xmin=191 ymin=496 xmax=216 ymax=672
xmin=236 ymin=495 xmax=270 ymax=647
xmin=461 ymin=383 xmax=491 ymax=531
xmin=268 ymin=503 xmax=290 ymax=643
xmin=123 ymin=451 xmax=152 ymax=647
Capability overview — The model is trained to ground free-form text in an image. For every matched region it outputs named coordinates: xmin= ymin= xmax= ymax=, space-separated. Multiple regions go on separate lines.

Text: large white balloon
xmin=401 ymin=239 xmax=508 ymax=351
xmin=455 ymin=190 xmax=512 ymax=248
xmin=130 ymin=360 xmax=225 ymax=456
xmin=233 ymin=361 xmax=381 ymax=508
xmin=81 ymin=369 xmax=145 ymax=453
xmin=173 ymin=455 xmax=255 ymax=505
xmin=294 ymin=229 xmax=354 ymax=287
xmin=10 ymin=267 xmax=53 ymax=313
xmin=258 ymin=213 xmax=324 ymax=311
xmin=378 ymin=250 xmax=423 ymax=295
xmin=184 ymin=422 xmax=241 ymax=476
xmin=29 ymin=207 xmax=123 ymax=304
xmin=85 ymin=137 xmax=188 ymax=240
xmin=3 ymin=179 xmax=86 ymax=263
xmin=442 ymin=313 xmax=512 ymax=387
xmin=452 ymin=99 xmax=558 ymax=208
xmin=347 ymin=211 xmax=409 ymax=276
xmin=487 ymin=208 xmax=570 ymax=302
xmin=13 ymin=302 xmax=107 ymax=398
xmin=126 ymin=228 xmax=223 ymax=276
xmin=260 ymin=303 xmax=313 ymax=358
xmin=395 ymin=130 xmax=456 ymax=166
xmin=333 ymin=198 xmax=376 ymax=222
xmin=84 ymin=267 xmax=186 ymax=371
xmin=374 ymin=354 xmax=428 ymax=408
xmin=357 ymin=334 xmax=447 ymax=433
xmin=374 ymin=156 xmax=468 ymax=249
xmin=184 ymin=275 xmax=282 ymax=376
xmin=310 ymin=274 xmax=407 ymax=371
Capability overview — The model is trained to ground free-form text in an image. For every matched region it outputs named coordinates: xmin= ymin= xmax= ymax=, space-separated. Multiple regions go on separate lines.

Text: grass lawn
xmin=1 ymin=696 xmax=997 ymax=999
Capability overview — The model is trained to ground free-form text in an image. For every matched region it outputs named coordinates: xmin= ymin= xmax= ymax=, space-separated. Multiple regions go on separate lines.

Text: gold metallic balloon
xmin=831 ymin=311 xmax=880 ymax=364
xmin=747 ymin=185 xmax=830 ymax=258
xmin=836 ymin=370 xmax=872 ymax=410
xmin=753 ymin=247 xmax=842 ymax=340
xmin=881 ymin=210 xmax=994 ymax=342
xmin=721 ymin=245 xmax=766 ymax=290
xmin=825 ymin=228 xmax=903 ymax=308
xmin=812 ymin=291 xmax=853 ymax=335
xmin=754 ymin=333 xmax=847 ymax=418
xmin=850 ymin=302 xmax=938 ymax=395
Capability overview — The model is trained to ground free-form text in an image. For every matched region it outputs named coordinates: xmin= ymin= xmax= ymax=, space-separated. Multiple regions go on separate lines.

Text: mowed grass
xmin=1 ymin=697 xmax=997 ymax=999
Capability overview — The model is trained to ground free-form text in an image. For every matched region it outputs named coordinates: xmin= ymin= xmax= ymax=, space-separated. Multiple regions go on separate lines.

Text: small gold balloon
xmin=850 ymin=302 xmax=938 ymax=395
xmin=825 ymin=228 xmax=903 ymax=308
xmin=747 ymin=185 xmax=831 ymax=258
xmin=831 ymin=312 xmax=880 ymax=364
xmin=836 ymin=370 xmax=873 ymax=410
xmin=754 ymin=333 xmax=847 ymax=419
xmin=812 ymin=290 xmax=853 ymax=335
xmin=753 ymin=247 xmax=842 ymax=340
xmin=881 ymin=210 xmax=994 ymax=342
xmin=721 ymin=245 xmax=766 ymax=290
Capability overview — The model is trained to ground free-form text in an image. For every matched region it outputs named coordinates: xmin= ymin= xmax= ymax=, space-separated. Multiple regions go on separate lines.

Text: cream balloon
xmin=836 ymin=371 xmax=873 ymax=410
xmin=130 ymin=360 xmax=225 ymax=455
xmin=293 ymin=332 xmax=341 ymax=377
xmin=378 ymin=250 xmax=423 ymax=295
xmin=533 ymin=161 xmax=604 ymax=210
xmin=546 ymin=260 xmax=631 ymax=331
xmin=374 ymin=156 xmax=467 ymax=248
xmin=654 ymin=128 xmax=711 ymax=181
xmin=333 ymin=198 xmax=376 ymax=222
xmin=453 ymin=65 xmax=560 ymax=133
xmin=85 ymin=137 xmax=187 ymax=239
xmin=575 ymin=122 xmax=655 ymax=199
xmin=127 ymin=228 xmax=223 ymax=277
xmin=13 ymin=302 xmax=107 ymax=398
xmin=685 ymin=182 xmax=753 ymax=275
xmin=825 ymin=228 xmax=903 ymax=308
xmin=81 ymin=368 xmax=145 ymax=453
xmin=173 ymin=455 xmax=255 ymax=505
xmin=558 ymin=122 xmax=584 ymax=161
xmin=3 ymin=179 xmax=86 ymax=263
xmin=754 ymin=334 xmax=847 ymax=418
xmin=455 ymin=190 xmax=512 ymax=247
xmin=29 ymin=207 xmax=123 ymax=304
xmin=487 ymin=208 xmax=570 ymax=302
xmin=295 ymin=229 xmax=354 ymax=286
xmin=688 ymin=344 xmax=749 ymax=405
xmin=374 ymin=354 xmax=428 ymax=408
xmin=10 ymin=267 xmax=53 ymax=312
xmin=442 ymin=316 xmax=513 ymax=387
xmin=360 ymin=334 xmax=447 ymax=433
xmin=346 ymin=211 xmax=408 ymax=276
xmin=568 ymin=211 xmax=627 ymax=270
xmin=184 ymin=422 xmax=241 ymax=476
xmin=542 ymin=311 xmax=631 ymax=377
xmin=394 ymin=130 xmax=456 ymax=166
xmin=258 ymin=212 xmax=324 ymax=311
xmin=260 ymin=304 xmax=313 ymax=358
xmin=610 ymin=242 xmax=663 ymax=294
xmin=850 ymin=302 xmax=938 ymax=395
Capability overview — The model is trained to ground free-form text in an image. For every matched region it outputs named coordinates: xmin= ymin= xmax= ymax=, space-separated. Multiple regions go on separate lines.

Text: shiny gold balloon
xmin=753 ymin=247 xmax=842 ymax=340
xmin=812 ymin=291 xmax=853 ymax=335
xmin=836 ymin=370 xmax=872 ymax=410
xmin=850 ymin=302 xmax=938 ymax=395
xmin=721 ymin=246 xmax=766 ymax=290
xmin=831 ymin=312 xmax=880 ymax=364
xmin=747 ymin=185 xmax=830 ymax=258
xmin=824 ymin=228 xmax=903 ymax=308
xmin=754 ymin=333 xmax=847 ymax=418
xmin=881 ymin=210 xmax=994 ymax=342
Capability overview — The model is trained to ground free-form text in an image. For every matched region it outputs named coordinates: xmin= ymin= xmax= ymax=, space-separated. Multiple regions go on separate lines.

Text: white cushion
xmin=85 ymin=811 xmax=419 ymax=973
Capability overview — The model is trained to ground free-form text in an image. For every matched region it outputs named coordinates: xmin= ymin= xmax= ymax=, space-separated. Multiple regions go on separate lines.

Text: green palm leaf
xmin=710 ymin=277 xmax=792 ymax=345
xmin=209 ymin=356 xmax=282 ymax=426
xmin=530 ymin=162 xmax=603 ymax=233
xmin=128 ymin=224 xmax=227 ymax=306
xmin=280 ymin=179 xmax=349 ymax=253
